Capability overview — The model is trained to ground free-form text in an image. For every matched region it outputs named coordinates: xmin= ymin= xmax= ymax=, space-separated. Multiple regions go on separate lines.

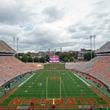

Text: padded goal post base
xmin=16 ymin=106 xmax=29 ymax=110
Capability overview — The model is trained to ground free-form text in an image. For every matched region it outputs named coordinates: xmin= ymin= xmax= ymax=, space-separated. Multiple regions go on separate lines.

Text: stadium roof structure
xmin=96 ymin=41 xmax=110 ymax=56
xmin=0 ymin=40 xmax=15 ymax=54
xmin=96 ymin=41 xmax=110 ymax=53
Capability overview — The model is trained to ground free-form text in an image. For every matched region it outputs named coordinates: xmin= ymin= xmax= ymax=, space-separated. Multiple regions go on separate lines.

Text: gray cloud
xmin=0 ymin=0 xmax=110 ymax=52
xmin=19 ymin=26 xmax=59 ymax=51
xmin=42 ymin=6 xmax=64 ymax=22
xmin=0 ymin=24 xmax=22 ymax=36
xmin=0 ymin=0 xmax=30 ymax=24
xmin=93 ymin=0 xmax=104 ymax=5
xmin=68 ymin=25 xmax=78 ymax=33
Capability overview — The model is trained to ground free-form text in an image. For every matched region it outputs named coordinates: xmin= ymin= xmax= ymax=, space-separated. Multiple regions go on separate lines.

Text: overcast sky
xmin=0 ymin=0 xmax=110 ymax=52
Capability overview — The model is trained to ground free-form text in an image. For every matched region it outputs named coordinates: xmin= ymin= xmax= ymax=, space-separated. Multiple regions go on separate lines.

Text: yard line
xmin=18 ymin=73 xmax=35 ymax=87
xmin=74 ymin=73 xmax=91 ymax=87
xmin=46 ymin=77 xmax=48 ymax=99
xmin=60 ymin=77 xmax=61 ymax=99
xmin=41 ymin=84 xmax=45 ymax=98
xmin=59 ymin=71 xmax=67 ymax=98
xmin=18 ymin=72 xmax=41 ymax=87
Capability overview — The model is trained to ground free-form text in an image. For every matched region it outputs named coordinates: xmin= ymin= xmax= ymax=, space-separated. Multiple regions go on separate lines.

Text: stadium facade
xmin=95 ymin=41 xmax=110 ymax=56
xmin=0 ymin=40 xmax=15 ymax=56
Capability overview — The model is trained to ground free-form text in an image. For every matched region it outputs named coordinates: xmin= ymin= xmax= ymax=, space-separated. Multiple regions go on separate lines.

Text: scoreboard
xmin=49 ymin=55 xmax=60 ymax=63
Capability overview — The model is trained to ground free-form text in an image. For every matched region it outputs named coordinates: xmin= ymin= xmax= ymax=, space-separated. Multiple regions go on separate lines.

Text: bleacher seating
xmin=0 ymin=56 xmax=39 ymax=86
xmin=0 ymin=40 xmax=15 ymax=53
xmin=0 ymin=40 xmax=44 ymax=87
xmin=27 ymin=63 xmax=44 ymax=69
xmin=66 ymin=56 xmax=110 ymax=89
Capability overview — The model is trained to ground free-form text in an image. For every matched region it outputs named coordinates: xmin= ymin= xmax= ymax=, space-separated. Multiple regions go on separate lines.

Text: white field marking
xmin=18 ymin=73 xmax=42 ymax=87
xmin=60 ymin=77 xmax=61 ymax=99
xmin=38 ymin=82 xmax=42 ymax=87
xmin=59 ymin=72 xmax=67 ymax=100
xmin=81 ymin=89 xmax=83 ymax=91
xmin=46 ymin=76 xmax=61 ymax=100
xmin=46 ymin=77 xmax=48 ymax=99
xmin=39 ymin=83 xmax=42 ymax=86
xmin=18 ymin=74 xmax=35 ymax=87
xmin=74 ymin=73 xmax=91 ymax=87
xmin=62 ymin=73 xmax=65 ymax=75
xmin=24 ymin=90 xmax=28 ymax=93
xmin=32 ymin=82 xmax=34 ymax=85
xmin=29 ymin=86 xmax=31 ymax=88
xmin=61 ymin=82 xmax=67 ymax=99
xmin=47 ymin=98 xmax=61 ymax=100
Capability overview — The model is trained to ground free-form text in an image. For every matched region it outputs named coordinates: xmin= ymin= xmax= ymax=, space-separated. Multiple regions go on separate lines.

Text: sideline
xmin=74 ymin=73 xmax=91 ymax=87
xmin=18 ymin=73 xmax=35 ymax=87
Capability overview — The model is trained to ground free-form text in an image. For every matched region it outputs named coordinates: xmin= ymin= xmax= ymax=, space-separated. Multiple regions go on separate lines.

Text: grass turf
xmin=1 ymin=63 xmax=109 ymax=108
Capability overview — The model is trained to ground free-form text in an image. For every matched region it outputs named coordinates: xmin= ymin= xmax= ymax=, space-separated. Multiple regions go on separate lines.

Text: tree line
xmin=15 ymin=51 xmax=95 ymax=63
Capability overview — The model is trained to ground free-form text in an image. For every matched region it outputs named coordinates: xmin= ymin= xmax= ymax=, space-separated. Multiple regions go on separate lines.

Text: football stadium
xmin=0 ymin=40 xmax=110 ymax=110
xmin=1 ymin=0 xmax=110 ymax=110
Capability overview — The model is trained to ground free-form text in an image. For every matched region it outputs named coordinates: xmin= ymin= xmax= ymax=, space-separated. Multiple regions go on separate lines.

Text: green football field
xmin=1 ymin=64 xmax=110 ymax=109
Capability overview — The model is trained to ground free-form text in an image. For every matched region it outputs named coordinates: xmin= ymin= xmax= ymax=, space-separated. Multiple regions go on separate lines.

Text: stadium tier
xmin=26 ymin=63 xmax=44 ymax=70
xmin=0 ymin=56 xmax=39 ymax=86
xmin=0 ymin=40 xmax=15 ymax=55
xmin=1 ymin=64 xmax=110 ymax=109
xmin=66 ymin=56 xmax=110 ymax=89
xmin=0 ymin=40 xmax=110 ymax=109
xmin=0 ymin=40 xmax=42 ymax=87
xmin=96 ymin=41 xmax=110 ymax=56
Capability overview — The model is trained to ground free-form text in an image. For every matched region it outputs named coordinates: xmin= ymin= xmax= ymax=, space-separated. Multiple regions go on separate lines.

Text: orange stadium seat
xmin=66 ymin=56 xmax=110 ymax=89
xmin=0 ymin=56 xmax=38 ymax=86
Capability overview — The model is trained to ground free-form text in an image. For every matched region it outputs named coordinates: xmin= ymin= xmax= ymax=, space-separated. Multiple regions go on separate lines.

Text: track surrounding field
xmin=0 ymin=63 xmax=110 ymax=109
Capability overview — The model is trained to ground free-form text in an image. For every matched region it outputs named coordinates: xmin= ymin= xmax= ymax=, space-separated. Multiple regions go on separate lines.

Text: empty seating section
xmin=27 ymin=63 xmax=44 ymax=70
xmin=66 ymin=56 xmax=110 ymax=89
xmin=0 ymin=40 xmax=15 ymax=53
xmin=0 ymin=56 xmax=38 ymax=86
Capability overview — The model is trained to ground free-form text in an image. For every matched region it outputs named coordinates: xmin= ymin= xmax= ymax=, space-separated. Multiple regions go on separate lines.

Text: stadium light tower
xmin=90 ymin=35 xmax=93 ymax=59
xmin=93 ymin=35 xmax=96 ymax=51
xmin=16 ymin=37 xmax=19 ymax=53
xmin=54 ymin=49 xmax=56 ymax=55
xmin=13 ymin=36 xmax=16 ymax=50
xmin=60 ymin=47 xmax=62 ymax=52
xmin=89 ymin=35 xmax=96 ymax=59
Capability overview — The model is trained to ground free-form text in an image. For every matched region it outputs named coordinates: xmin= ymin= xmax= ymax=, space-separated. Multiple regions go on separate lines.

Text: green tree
xmin=63 ymin=56 xmax=68 ymax=62
xmin=34 ymin=57 xmax=39 ymax=62
xmin=84 ymin=51 xmax=95 ymax=61
xmin=21 ymin=54 xmax=28 ymax=62
xmin=69 ymin=57 xmax=75 ymax=62
xmin=45 ymin=55 xmax=49 ymax=62
xmin=28 ymin=56 xmax=33 ymax=62
xmin=39 ymin=57 xmax=45 ymax=63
